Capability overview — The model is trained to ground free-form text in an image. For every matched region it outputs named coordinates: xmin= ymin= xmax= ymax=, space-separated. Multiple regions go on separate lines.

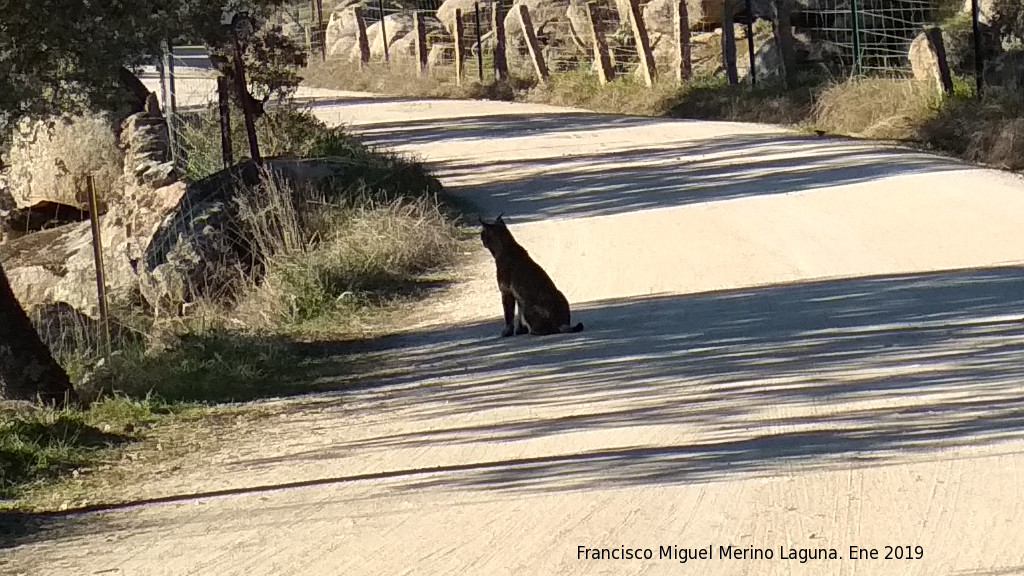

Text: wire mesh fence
xmin=154 ymin=50 xmax=223 ymax=179
xmin=799 ymin=0 xmax=940 ymax=77
xmin=286 ymin=0 xmax=966 ymax=90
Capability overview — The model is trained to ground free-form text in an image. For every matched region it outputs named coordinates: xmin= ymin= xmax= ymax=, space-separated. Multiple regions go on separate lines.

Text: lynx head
xmin=479 ymin=213 xmax=511 ymax=256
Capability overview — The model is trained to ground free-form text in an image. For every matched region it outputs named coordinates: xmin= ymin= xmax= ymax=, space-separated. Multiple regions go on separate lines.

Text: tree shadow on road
xmin=5 ymin=265 xmax=1024 ymax=550
xmin=334 ymin=112 xmax=972 ymax=221
xmin=285 ymin=264 xmax=1024 ymax=493
xmin=442 ymin=135 xmax=969 ymax=221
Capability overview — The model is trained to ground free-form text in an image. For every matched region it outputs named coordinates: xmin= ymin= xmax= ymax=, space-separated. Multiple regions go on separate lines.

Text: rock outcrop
xmin=0 ymin=96 xmax=185 ymax=318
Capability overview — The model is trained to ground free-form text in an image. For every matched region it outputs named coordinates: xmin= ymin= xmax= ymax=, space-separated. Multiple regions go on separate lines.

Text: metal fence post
xmin=86 ymin=175 xmax=111 ymax=360
xmin=378 ymin=0 xmax=390 ymax=63
xmin=745 ymin=0 xmax=756 ymax=85
xmin=475 ymin=2 xmax=484 ymax=82
xmin=850 ymin=0 xmax=862 ymax=75
xmin=162 ymin=40 xmax=179 ymax=168
xmin=970 ymin=0 xmax=984 ymax=94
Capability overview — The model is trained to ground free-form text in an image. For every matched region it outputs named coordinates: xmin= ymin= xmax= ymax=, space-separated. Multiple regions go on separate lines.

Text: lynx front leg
xmin=514 ymin=308 xmax=529 ymax=335
xmin=501 ymin=290 xmax=516 ymax=337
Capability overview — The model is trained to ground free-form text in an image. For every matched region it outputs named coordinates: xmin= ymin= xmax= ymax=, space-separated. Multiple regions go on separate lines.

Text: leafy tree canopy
xmin=0 ymin=0 xmax=305 ymax=138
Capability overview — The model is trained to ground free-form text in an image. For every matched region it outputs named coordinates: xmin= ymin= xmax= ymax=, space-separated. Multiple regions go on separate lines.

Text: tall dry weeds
xmin=813 ymin=78 xmax=940 ymax=140
xmin=227 ymin=169 xmax=460 ymax=329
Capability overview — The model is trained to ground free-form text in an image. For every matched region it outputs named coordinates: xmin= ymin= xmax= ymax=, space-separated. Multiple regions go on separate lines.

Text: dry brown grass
xmin=302 ymin=52 xmax=1024 ymax=173
xmin=523 ymin=71 xmax=684 ymax=116
xmin=919 ymin=85 xmax=1024 ymax=170
xmin=303 ymin=58 xmax=522 ymax=101
xmin=226 ymin=168 xmax=461 ymax=332
xmin=812 ymin=77 xmax=941 ymax=140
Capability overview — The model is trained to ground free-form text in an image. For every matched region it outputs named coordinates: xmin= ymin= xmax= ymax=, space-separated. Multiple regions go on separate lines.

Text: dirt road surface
xmin=5 ymin=84 xmax=1024 ymax=575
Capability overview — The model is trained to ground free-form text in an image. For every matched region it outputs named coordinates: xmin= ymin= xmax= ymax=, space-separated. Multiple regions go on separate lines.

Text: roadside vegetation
xmin=302 ymin=1 xmax=1023 ymax=172
xmin=1 ymin=105 xmax=469 ymax=504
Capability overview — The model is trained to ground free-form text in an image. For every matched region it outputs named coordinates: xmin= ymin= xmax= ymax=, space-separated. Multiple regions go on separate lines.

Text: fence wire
xmin=293 ymin=0 xmax=771 ymax=84
xmin=287 ymin=0 xmax=953 ymax=87
xmin=798 ymin=0 xmax=939 ymax=76
xmin=154 ymin=50 xmax=229 ymax=180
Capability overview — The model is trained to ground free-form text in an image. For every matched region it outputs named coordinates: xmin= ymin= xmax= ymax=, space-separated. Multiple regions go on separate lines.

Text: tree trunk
xmin=0 ymin=260 xmax=78 ymax=407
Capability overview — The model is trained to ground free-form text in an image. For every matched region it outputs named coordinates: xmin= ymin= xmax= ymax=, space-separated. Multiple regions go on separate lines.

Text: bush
xmin=177 ymin=103 xmax=374 ymax=181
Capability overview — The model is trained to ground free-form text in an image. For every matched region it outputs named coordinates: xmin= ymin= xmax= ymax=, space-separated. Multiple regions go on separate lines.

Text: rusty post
xmin=86 ymin=175 xmax=111 ymax=359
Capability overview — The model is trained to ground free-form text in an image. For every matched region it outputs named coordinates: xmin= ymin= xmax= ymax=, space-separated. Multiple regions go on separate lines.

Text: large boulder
xmin=961 ymin=0 xmax=998 ymax=25
xmin=642 ymin=0 xmax=682 ymax=73
xmin=504 ymin=0 xmax=585 ymax=72
xmin=326 ymin=7 xmax=363 ymax=58
xmin=625 ymin=0 xmax=772 ymax=32
xmin=437 ymin=0 xmax=491 ymax=35
xmin=325 ymin=1 xmax=419 ymax=61
xmin=0 ymin=180 xmax=185 ymax=318
xmin=0 ymin=113 xmax=123 ymax=214
xmin=900 ymin=19 xmax=1003 ymax=79
xmin=1 ymin=102 xmax=185 ymax=317
xmin=366 ymin=12 xmax=416 ymax=60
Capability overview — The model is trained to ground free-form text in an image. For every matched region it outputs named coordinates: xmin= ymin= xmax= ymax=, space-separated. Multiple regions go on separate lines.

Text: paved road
xmin=6 ymin=87 xmax=1024 ymax=576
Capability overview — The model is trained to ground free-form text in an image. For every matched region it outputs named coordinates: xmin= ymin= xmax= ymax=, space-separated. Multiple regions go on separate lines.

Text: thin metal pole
xmin=316 ymin=0 xmax=327 ymax=61
xmin=86 ymin=175 xmax=111 ymax=360
xmin=850 ymin=0 xmax=861 ymax=75
xmin=162 ymin=40 xmax=179 ymax=167
xmin=378 ymin=0 xmax=390 ymax=63
xmin=745 ymin=0 xmax=756 ymax=86
xmin=475 ymin=2 xmax=484 ymax=81
xmin=971 ymin=0 xmax=984 ymax=94
xmin=217 ymin=76 xmax=234 ymax=169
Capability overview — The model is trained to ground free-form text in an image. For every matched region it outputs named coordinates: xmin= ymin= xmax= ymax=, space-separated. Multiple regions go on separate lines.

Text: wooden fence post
xmin=772 ymin=0 xmax=797 ymax=87
xmin=586 ymin=2 xmax=615 ymax=84
xmin=674 ymin=0 xmax=692 ymax=83
xmin=474 ymin=2 xmax=485 ymax=81
xmin=744 ymin=0 xmax=756 ymax=84
xmin=626 ymin=0 xmax=656 ymax=86
xmin=722 ymin=3 xmax=739 ymax=84
xmin=517 ymin=5 xmax=550 ymax=84
xmin=354 ymin=7 xmax=371 ymax=68
xmin=216 ymin=76 xmax=233 ymax=169
xmin=493 ymin=1 xmax=509 ymax=81
xmin=455 ymin=8 xmax=466 ymax=84
xmin=414 ymin=11 xmax=428 ymax=75
xmin=923 ymin=26 xmax=955 ymax=96
xmin=315 ymin=0 xmax=327 ymax=61
xmin=378 ymin=0 xmax=390 ymax=63
xmin=86 ymin=175 xmax=111 ymax=360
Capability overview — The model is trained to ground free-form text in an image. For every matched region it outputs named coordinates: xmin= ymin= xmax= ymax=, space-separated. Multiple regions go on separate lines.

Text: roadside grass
xmin=1 ymin=102 xmax=471 ymax=504
xmin=303 ymin=56 xmax=1024 ymax=170
xmin=0 ymin=396 xmax=190 ymax=501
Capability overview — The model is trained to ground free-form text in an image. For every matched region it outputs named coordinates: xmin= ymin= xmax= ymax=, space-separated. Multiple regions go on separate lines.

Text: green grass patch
xmin=0 ymin=396 xmax=190 ymax=500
